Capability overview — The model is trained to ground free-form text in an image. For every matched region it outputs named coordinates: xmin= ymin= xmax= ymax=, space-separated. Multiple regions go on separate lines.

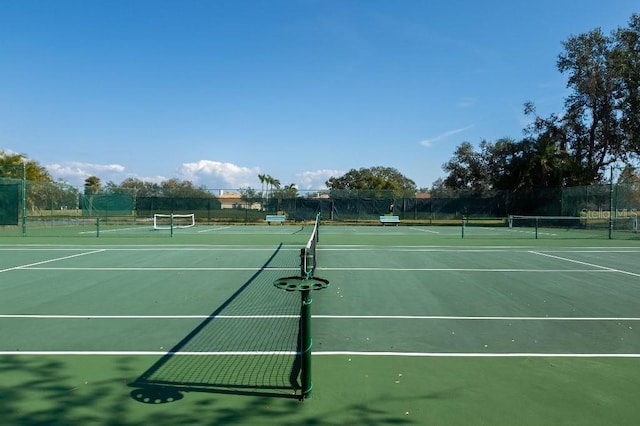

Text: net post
xmin=300 ymin=248 xmax=307 ymax=277
xmin=298 ymin=246 xmax=314 ymax=400
xmin=300 ymin=289 xmax=313 ymax=400
xmin=461 ymin=216 xmax=466 ymax=239
xmin=170 ymin=213 xmax=174 ymax=238
xmin=96 ymin=217 xmax=100 ymax=237
xmin=609 ymin=167 xmax=614 ymax=240
xmin=276 ymin=214 xmax=325 ymax=401
xmin=535 ymin=217 xmax=539 ymax=239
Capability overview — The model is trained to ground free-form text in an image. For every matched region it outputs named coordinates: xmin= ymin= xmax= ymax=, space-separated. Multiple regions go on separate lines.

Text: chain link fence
xmin=1 ymin=178 xmax=638 ymax=235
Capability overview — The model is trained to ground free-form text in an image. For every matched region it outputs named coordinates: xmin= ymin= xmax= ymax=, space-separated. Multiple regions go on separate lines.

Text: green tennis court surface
xmin=1 ymin=225 xmax=639 ymax=425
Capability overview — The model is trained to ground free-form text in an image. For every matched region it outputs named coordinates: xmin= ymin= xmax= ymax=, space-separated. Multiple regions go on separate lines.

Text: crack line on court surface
xmin=529 ymin=250 xmax=640 ymax=278
xmin=0 ymin=249 xmax=106 ymax=274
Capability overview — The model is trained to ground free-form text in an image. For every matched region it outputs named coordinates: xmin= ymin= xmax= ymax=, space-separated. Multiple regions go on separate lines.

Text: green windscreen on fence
xmin=0 ymin=183 xmax=19 ymax=225
xmin=3 ymin=176 xmax=639 ymax=230
xmin=80 ymin=194 xmax=135 ymax=216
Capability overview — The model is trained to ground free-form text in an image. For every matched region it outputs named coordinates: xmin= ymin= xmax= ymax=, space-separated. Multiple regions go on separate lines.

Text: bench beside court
xmin=379 ymin=215 xmax=400 ymax=226
xmin=266 ymin=214 xmax=286 ymax=225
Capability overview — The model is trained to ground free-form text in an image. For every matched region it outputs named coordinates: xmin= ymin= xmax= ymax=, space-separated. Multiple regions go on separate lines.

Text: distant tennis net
xmin=509 ymin=214 xmax=638 ymax=238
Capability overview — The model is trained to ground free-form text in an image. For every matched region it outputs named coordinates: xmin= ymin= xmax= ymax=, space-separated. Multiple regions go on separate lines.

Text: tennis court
xmin=1 ymin=223 xmax=639 ymax=425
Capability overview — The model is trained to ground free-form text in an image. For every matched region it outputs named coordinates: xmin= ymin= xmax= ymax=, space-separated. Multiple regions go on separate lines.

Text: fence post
xmin=21 ymin=162 xmax=27 ymax=237
xmin=609 ymin=167 xmax=614 ymax=240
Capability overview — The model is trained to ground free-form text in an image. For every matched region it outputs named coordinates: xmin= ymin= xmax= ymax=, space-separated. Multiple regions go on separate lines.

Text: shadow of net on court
xmin=129 ymin=244 xmax=304 ymax=401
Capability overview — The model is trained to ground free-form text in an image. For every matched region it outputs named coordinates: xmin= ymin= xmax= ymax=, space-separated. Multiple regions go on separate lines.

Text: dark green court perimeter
xmin=1 ymin=225 xmax=639 ymax=425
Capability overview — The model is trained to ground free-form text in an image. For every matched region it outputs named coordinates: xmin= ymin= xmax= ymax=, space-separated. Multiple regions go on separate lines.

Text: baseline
xmin=530 ymin=250 xmax=640 ymax=278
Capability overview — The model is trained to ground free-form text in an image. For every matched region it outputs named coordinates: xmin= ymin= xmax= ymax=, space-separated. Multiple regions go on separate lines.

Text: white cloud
xmin=420 ymin=125 xmax=474 ymax=147
xmin=296 ymin=169 xmax=343 ymax=190
xmin=46 ymin=162 xmax=126 ymax=186
xmin=178 ymin=160 xmax=260 ymax=189
xmin=46 ymin=159 xmax=261 ymax=189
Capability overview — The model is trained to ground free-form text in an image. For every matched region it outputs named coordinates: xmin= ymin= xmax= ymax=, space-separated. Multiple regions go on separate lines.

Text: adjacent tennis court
xmin=1 ymin=223 xmax=639 ymax=425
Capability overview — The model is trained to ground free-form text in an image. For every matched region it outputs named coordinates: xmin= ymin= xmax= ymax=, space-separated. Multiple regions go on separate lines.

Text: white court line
xmin=0 ymin=249 xmax=106 ymax=274
xmin=198 ymin=226 xmax=232 ymax=233
xmin=0 ymin=314 xmax=300 ymax=319
xmin=79 ymin=227 xmax=141 ymax=234
xmin=408 ymin=227 xmax=440 ymax=234
xmin=1 ymin=245 xmax=637 ymax=252
xmin=0 ymin=351 xmax=296 ymax=356
xmin=0 ymin=350 xmax=638 ymax=357
xmin=542 ymin=249 xmax=640 ymax=253
xmin=314 ymin=315 xmax=640 ymax=321
xmin=318 ymin=246 xmax=570 ymax=252
xmin=313 ymin=352 xmax=640 ymax=358
xmin=529 ymin=251 xmax=640 ymax=278
xmin=0 ymin=248 xmax=94 ymax=251
xmin=0 ymin=246 xmax=300 ymax=251
xmin=15 ymin=267 xmax=298 ymax=271
xmin=320 ymin=267 xmax=612 ymax=272
xmin=2 ymin=314 xmax=638 ymax=321
xmin=10 ymin=266 xmax=615 ymax=272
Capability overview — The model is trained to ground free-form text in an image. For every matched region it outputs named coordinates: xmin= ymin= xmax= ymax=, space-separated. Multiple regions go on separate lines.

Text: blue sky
xmin=1 ymin=1 xmax=638 ymax=191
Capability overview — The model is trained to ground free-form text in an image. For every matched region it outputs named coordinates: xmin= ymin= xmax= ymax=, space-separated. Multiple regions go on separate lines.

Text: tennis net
xmin=130 ymin=244 xmax=304 ymax=398
xmin=130 ymin=216 xmax=324 ymax=399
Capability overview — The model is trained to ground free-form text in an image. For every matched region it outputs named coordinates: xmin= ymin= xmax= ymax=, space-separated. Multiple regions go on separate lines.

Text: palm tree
xmin=84 ymin=176 xmax=102 ymax=195
xmin=263 ymin=175 xmax=281 ymax=212
xmin=258 ymin=174 xmax=266 ymax=210
xmin=264 ymin=175 xmax=274 ymax=208
xmin=271 ymin=177 xmax=281 ymax=212
xmin=271 ymin=177 xmax=281 ymax=193
xmin=283 ymin=183 xmax=298 ymax=198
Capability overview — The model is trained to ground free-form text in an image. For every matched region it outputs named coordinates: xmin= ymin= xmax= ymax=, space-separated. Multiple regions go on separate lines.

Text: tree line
xmin=434 ymin=14 xmax=640 ymax=196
